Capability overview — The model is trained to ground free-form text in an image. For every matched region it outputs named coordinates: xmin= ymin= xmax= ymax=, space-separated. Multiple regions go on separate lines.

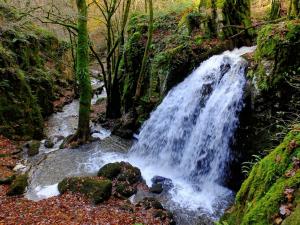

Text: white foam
xmin=34 ymin=183 xmax=60 ymax=199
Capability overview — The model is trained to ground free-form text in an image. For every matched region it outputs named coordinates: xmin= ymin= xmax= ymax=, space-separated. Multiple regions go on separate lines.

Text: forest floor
xmin=0 ymin=136 xmax=171 ymax=225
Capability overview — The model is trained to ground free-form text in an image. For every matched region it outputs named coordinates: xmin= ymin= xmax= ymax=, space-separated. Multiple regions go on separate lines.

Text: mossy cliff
xmin=0 ymin=4 xmax=73 ymax=140
xmin=221 ymin=129 xmax=300 ymax=225
xmin=229 ymin=20 xmax=300 ymax=189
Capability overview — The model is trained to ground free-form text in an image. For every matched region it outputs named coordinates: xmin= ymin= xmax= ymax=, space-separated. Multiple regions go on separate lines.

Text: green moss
xmin=221 ymin=130 xmax=300 ymax=224
xmin=282 ymin=191 xmax=300 ymax=225
xmin=27 ymin=140 xmax=40 ymax=157
xmin=179 ymin=11 xmax=203 ymax=35
xmin=0 ymin=69 xmax=44 ymax=139
xmin=58 ymin=177 xmax=112 ymax=204
xmin=6 ymin=174 xmax=28 ymax=196
xmin=0 ymin=4 xmax=73 ymax=140
xmin=97 ymin=162 xmax=122 ymax=179
xmin=0 ymin=43 xmax=15 ymax=66
xmin=115 ymin=183 xmax=137 ymax=197
xmin=253 ymin=20 xmax=300 ymax=91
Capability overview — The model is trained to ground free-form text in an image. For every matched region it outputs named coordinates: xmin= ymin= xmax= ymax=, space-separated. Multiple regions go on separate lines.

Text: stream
xmin=24 ymin=46 xmax=256 ymax=225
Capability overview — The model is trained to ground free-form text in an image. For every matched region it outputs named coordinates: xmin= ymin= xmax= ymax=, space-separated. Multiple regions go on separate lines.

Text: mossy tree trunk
xmin=74 ymin=0 xmax=92 ymax=143
xmin=222 ymin=0 xmax=252 ymax=40
xmin=210 ymin=0 xmax=218 ymax=37
xmin=109 ymin=0 xmax=132 ymax=119
xmin=290 ymin=0 xmax=299 ymax=16
xmin=270 ymin=0 xmax=281 ymax=20
xmin=134 ymin=0 xmax=153 ymax=101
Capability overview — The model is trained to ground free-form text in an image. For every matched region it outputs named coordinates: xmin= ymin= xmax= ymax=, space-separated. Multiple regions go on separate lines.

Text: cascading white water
xmin=124 ymin=46 xmax=256 ymax=214
xmin=26 ymin=47 xmax=256 ymax=223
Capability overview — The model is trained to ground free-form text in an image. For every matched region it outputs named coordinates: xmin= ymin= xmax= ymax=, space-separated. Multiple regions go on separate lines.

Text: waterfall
xmin=126 ymin=46 xmax=256 ymax=213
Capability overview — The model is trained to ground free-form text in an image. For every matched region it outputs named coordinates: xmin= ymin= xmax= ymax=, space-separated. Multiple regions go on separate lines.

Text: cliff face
xmin=221 ymin=20 xmax=300 ymax=224
xmin=221 ymin=129 xmax=300 ymax=225
xmin=0 ymin=4 xmax=74 ymax=140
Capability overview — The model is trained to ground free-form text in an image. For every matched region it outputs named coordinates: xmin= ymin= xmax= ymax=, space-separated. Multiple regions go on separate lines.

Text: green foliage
xmin=0 ymin=69 xmax=44 ymax=139
xmin=121 ymin=10 xmax=231 ymax=125
xmin=254 ymin=20 xmax=300 ymax=91
xmin=269 ymin=0 xmax=281 ymax=20
xmin=241 ymin=154 xmax=262 ymax=176
xmin=0 ymin=4 xmax=73 ymax=140
xmin=221 ymin=130 xmax=300 ymax=224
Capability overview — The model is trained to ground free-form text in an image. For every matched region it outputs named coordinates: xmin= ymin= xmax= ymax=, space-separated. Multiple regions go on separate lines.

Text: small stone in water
xmin=151 ymin=176 xmax=173 ymax=191
xmin=150 ymin=183 xmax=163 ymax=194
xmin=44 ymin=139 xmax=54 ymax=148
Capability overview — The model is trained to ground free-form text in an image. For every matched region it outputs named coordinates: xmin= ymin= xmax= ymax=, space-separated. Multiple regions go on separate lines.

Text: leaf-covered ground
xmin=0 ymin=136 xmax=172 ymax=225
xmin=0 ymin=186 xmax=171 ymax=225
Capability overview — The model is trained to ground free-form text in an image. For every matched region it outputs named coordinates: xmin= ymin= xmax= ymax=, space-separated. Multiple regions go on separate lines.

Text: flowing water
xmin=25 ymin=47 xmax=256 ymax=224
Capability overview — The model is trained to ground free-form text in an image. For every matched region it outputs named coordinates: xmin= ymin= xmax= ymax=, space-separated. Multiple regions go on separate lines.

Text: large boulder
xmin=98 ymin=162 xmax=142 ymax=198
xmin=58 ymin=177 xmax=112 ymax=204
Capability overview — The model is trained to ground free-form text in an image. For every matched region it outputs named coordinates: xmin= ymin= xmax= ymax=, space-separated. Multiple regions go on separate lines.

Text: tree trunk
xmin=106 ymin=0 xmax=132 ymax=119
xmin=291 ymin=0 xmax=299 ymax=16
xmin=74 ymin=0 xmax=92 ymax=143
xmin=211 ymin=0 xmax=218 ymax=37
xmin=222 ymin=0 xmax=252 ymax=42
xmin=134 ymin=0 xmax=153 ymax=101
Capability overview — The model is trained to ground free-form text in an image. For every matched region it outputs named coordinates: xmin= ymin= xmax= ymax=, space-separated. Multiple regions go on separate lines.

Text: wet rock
xmin=94 ymin=85 xmax=104 ymax=97
xmin=112 ymin=129 xmax=134 ymax=139
xmin=13 ymin=163 xmax=27 ymax=173
xmin=44 ymin=139 xmax=54 ymax=148
xmin=112 ymin=111 xmax=137 ymax=139
xmin=220 ymin=63 xmax=231 ymax=77
xmin=27 ymin=140 xmax=40 ymax=157
xmin=98 ymin=162 xmax=142 ymax=198
xmin=136 ymin=197 xmax=176 ymax=224
xmin=58 ymin=177 xmax=112 ymax=204
xmin=150 ymin=183 xmax=163 ymax=194
xmin=98 ymin=162 xmax=122 ymax=180
xmin=98 ymin=162 xmax=141 ymax=184
xmin=151 ymin=176 xmax=174 ymax=191
xmin=137 ymin=197 xmax=164 ymax=210
xmin=53 ymin=135 xmax=65 ymax=144
xmin=115 ymin=183 xmax=137 ymax=198
xmin=7 ymin=174 xmax=28 ymax=196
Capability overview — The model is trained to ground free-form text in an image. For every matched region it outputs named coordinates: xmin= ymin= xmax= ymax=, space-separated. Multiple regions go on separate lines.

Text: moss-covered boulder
xmin=6 ymin=174 xmax=28 ymax=196
xmin=252 ymin=20 xmax=300 ymax=91
xmin=97 ymin=162 xmax=122 ymax=179
xmin=27 ymin=140 xmax=40 ymax=157
xmin=98 ymin=162 xmax=142 ymax=198
xmin=98 ymin=162 xmax=141 ymax=184
xmin=221 ymin=129 xmax=300 ymax=224
xmin=58 ymin=177 xmax=112 ymax=204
